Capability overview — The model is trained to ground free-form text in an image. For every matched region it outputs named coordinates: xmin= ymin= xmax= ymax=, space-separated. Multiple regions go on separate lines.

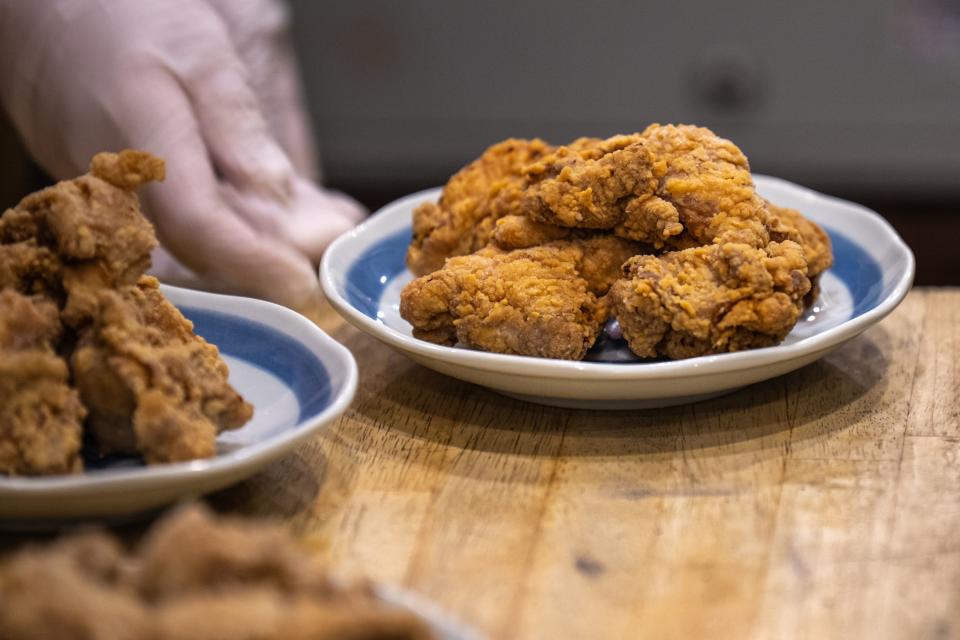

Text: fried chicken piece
xmin=522 ymin=134 xmax=664 ymax=231
xmin=765 ymin=201 xmax=833 ymax=279
xmin=490 ymin=217 xmax=649 ymax=294
xmin=407 ymin=138 xmax=551 ymax=276
xmin=626 ymin=123 xmax=774 ymax=248
xmin=72 ymin=276 xmax=253 ymax=464
xmin=607 ymin=240 xmax=811 ymax=359
xmin=572 ymin=235 xmax=650 ymax=295
xmin=400 ymin=244 xmax=611 ymax=360
xmin=0 ymin=504 xmax=437 ymax=640
xmin=0 ymin=290 xmax=85 ymax=475
xmin=518 ymin=126 xmax=777 ymax=251
xmin=0 ymin=240 xmax=62 ymax=295
xmin=764 ymin=200 xmax=833 ymax=305
xmin=491 ymin=214 xmax=576 ymax=249
xmin=4 ymin=150 xmax=162 ymax=323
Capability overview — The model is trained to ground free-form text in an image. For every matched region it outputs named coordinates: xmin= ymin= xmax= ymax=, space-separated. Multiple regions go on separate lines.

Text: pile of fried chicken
xmin=400 ymin=124 xmax=833 ymax=361
xmin=0 ymin=151 xmax=252 ymax=476
xmin=0 ymin=503 xmax=436 ymax=640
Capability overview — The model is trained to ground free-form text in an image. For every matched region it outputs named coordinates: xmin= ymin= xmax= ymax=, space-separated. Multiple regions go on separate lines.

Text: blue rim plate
xmin=321 ymin=177 xmax=914 ymax=409
xmin=0 ymin=285 xmax=358 ymax=521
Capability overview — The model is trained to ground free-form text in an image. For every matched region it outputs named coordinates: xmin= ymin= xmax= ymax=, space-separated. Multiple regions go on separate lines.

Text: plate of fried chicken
xmin=0 ymin=151 xmax=356 ymax=520
xmin=321 ymin=124 xmax=913 ymax=409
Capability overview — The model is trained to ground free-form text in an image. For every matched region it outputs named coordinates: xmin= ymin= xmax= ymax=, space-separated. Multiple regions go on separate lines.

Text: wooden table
xmin=15 ymin=288 xmax=956 ymax=639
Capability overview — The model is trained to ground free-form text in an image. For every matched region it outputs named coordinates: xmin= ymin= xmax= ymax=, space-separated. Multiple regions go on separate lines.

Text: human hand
xmin=0 ymin=0 xmax=364 ymax=311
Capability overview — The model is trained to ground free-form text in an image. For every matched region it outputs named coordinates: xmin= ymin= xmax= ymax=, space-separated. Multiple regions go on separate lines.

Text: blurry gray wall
xmin=289 ymin=0 xmax=960 ymax=196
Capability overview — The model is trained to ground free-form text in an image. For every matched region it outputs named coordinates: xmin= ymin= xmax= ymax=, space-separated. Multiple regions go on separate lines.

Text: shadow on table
xmin=208 ymin=449 xmax=324 ymax=523
xmin=356 ymin=324 xmax=892 ymax=460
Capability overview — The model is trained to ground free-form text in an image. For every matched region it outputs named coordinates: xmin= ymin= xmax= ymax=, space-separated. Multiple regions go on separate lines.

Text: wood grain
xmin=14 ymin=288 xmax=952 ymax=639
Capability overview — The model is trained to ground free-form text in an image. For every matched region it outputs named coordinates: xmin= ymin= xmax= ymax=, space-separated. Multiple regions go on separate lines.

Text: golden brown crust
xmin=72 ymin=276 xmax=253 ymax=464
xmin=764 ymin=200 xmax=833 ymax=278
xmin=0 ymin=149 xmax=252 ymax=473
xmin=522 ymin=134 xmax=662 ymax=230
xmin=491 ymin=214 xmax=575 ymax=249
xmin=407 ymin=138 xmax=551 ymax=275
xmin=400 ymin=244 xmax=608 ymax=360
xmin=0 ymin=290 xmax=85 ymax=475
xmin=90 ymin=150 xmax=166 ymax=190
xmin=634 ymin=123 xmax=771 ymax=248
xmin=607 ymin=241 xmax=811 ymax=359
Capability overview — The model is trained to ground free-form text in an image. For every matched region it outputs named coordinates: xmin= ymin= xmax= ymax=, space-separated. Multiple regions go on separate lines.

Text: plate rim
xmin=0 ymin=285 xmax=358 ymax=494
xmin=321 ymin=176 xmax=914 ymax=381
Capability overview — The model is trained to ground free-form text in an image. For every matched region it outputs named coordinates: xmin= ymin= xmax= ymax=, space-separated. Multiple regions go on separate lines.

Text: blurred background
xmin=1 ymin=0 xmax=957 ymax=283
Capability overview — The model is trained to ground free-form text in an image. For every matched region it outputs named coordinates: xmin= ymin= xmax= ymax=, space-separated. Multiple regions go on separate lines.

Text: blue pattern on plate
xmin=826 ymin=231 xmax=884 ymax=318
xmin=345 ymin=227 xmax=411 ymax=319
xmin=182 ymin=308 xmax=332 ymax=422
xmin=345 ymin=226 xmax=885 ymax=323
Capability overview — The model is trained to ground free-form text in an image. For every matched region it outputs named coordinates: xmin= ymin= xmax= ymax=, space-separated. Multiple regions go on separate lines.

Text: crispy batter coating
xmin=517 ymin=126 xmax=776 ymax=250
xmin=90 ymin=149 xmax=166 ymax=191
xmin=630 ymin=123 xmax=772 ymax=248
xmin=0 ymin=241 xmax=62 ymax=295
xmin=572 ymin=235 xmax=649 ymax=295
xmin=0 ymin=290 xmax=85 ymax=475
xmin=607 ymin=241 xmax=811 ymax=359
xmin=522 ymin=134 xmax=662 ymax=230
xmin=0 ymin=504 xmax=437 ymax=640
xmin=72 ymin=276 xmax=253 ymax=464
xmin=0 ymin=150 xmax=252 ymax=471
xmin=400 ymin=244 xmax=611 ymax=360
xmin=407 ymin=138 xmax=551 ymax=276
xmin=765 ymin=201 xmax=833 ymax=278
xmin=8 ymin=150 xmax=160 ymax=323
xmin=490 ymin=214 xmax=649 ymax=295
xmin=491 ymin=214 xmax=576 ymax=249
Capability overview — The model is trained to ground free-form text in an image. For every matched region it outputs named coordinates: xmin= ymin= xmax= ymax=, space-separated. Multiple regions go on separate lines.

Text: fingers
xmin=164 ymin=6 xmax=297 ymax=205
xmin=203 ymin=0 xmax=321 ymax=179
xmin=220 ymin=176 xmax=366 ymax=265
xmin=115 ymin=67 xmax=322 ymax=310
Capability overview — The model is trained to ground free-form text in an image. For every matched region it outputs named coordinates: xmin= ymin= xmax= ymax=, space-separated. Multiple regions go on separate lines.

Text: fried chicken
xmin=401 ymin=127 xmax=835 ymax=362
xmin=514 ymin=126 xmax=777 ymax=251
xmin=5 ymin=150 xmax=161 ymax=323
xmin=0 ymin=240 xmax=62 ymax=296
xmin=400 ymin=243 xmax=612 ymax=360
xmin=491 ymin=214 xmax=576 ymax=249
xmin=765 ymin=201 xmax=833 ymax=279
xmin=630 ymin=123 xmax=773 ymax=248
xmin=521 ymin=134 xmax=664 ymax=232
xmin=0 ymin=290 xmax=85 ymax=475
xmin=607 ymin=240 xmax=811 ymax=359
xmin=407 ymin=138 xmax=551 ymax=276
xmin=0 ymin=504 xmax=437 ymax=640
xmin=0 ymin=150 xmax=252 ymax=472
xmin=72 ymin=276 xmax=253 ymax=464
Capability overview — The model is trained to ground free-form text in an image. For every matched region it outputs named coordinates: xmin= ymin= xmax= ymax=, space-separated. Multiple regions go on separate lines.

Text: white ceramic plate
xmin=321 ymin=177 xmax=914 ymax=410
xmin=0 ymin=286 xmax=357 ymax=521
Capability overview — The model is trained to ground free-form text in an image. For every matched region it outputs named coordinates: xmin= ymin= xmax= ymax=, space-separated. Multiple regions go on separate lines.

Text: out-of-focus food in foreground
xmin=0 ymin=503 xmax=437 ymax=640
xmin=401 ymin=124 xmax=833 ymax=361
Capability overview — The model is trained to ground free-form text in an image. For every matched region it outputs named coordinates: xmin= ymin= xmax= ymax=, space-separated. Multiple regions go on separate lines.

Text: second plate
xmin=321 ymin=177 xmax=913 ymax=409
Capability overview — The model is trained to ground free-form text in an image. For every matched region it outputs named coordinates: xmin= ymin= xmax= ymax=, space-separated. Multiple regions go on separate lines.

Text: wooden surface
xmin=11 ymin=287 xmax=956 ymax=639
